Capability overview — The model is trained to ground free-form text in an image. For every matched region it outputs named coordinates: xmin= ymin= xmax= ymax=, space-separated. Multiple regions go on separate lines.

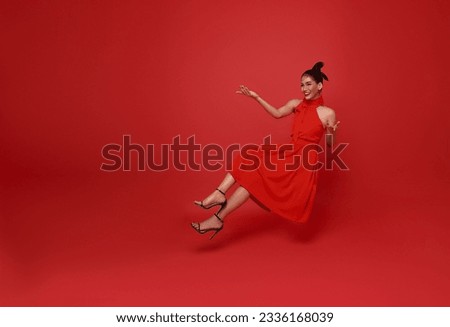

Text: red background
xmin=1 ymin=0 xmax=449 ymax=306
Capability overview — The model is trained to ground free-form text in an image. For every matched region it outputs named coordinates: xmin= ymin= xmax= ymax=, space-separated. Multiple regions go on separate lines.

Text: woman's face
xmin=301 ymin=75 xmax=322 ymax=100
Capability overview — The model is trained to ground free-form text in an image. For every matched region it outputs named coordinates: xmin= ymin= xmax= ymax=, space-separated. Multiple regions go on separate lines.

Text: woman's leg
xmin=192 ymin=186 xmax=250 ymax=230
xmin=217 ymin=173 xmax=236 ymax=193
xmin=194 ymin=173 xmax=235 ymax=207
xmin=218 ymin=186 xmax=250 ymax=219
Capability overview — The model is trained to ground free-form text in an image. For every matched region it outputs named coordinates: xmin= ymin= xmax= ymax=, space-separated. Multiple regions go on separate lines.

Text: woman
xmin=191 ymin=62 xmax=340 ymax=239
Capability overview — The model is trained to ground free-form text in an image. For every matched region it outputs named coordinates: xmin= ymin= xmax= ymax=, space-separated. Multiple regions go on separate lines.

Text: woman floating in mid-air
xmin=191 ymin=62 xmax=340 ymax=239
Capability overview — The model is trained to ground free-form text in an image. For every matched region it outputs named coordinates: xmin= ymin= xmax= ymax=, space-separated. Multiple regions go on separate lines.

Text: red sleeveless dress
xmin=231 ymin=96 xmax=326 ymax=223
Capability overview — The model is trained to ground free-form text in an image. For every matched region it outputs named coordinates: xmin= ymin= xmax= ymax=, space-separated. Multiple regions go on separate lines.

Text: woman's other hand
xmin=328 ymin=120 xmax=340 ymax=132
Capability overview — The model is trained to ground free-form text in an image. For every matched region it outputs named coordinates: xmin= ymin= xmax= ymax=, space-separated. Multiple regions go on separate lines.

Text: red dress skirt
xmin=231 ymin=96 xmax=326 ymax=223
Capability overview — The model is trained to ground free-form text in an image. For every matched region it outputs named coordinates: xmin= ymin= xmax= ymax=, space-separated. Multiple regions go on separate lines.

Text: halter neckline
xmin=302 ymin=95 xmax=324 ymax=107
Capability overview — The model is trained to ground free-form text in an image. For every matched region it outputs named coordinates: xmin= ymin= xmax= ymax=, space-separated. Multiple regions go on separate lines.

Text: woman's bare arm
xmin=324 ymin=108 xmax=340 ymax=147
xmin=236 ymin=85 xmax=299 ymax=119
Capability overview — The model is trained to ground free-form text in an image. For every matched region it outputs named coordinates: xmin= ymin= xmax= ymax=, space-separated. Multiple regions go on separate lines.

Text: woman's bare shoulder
xmin=287 ymin=98 xmax=302 ymax=107
xmin=318 ymin=105 xmax=335 ymax=114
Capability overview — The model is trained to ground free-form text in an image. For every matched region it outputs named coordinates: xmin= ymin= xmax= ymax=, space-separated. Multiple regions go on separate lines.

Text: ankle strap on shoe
xmin=214 ymin=213 xmax=223 ymax=222
xmin=216 ymin=188 xmax=226 ymax=195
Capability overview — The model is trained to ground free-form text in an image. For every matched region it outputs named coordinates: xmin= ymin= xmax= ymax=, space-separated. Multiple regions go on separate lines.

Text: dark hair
xmin=302 ymin=61 xmax=329 ymax=84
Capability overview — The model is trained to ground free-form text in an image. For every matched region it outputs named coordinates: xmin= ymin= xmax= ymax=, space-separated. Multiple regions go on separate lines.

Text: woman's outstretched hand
xmin=236 ymin=85 xmax=259 ymax=99
xmin=328 ymin=120 xmax=341 ymax=132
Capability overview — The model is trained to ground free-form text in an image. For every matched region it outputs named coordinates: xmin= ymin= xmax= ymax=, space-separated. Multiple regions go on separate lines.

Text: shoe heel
xmin=209 ymin=229 xmax=222 ymax=240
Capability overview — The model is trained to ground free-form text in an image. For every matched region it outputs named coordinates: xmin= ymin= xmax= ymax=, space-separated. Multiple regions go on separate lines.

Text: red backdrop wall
xmin=1 ymin=0 xmax=449 ymax=306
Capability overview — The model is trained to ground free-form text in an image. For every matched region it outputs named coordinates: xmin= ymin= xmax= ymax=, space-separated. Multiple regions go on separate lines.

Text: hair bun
xmin=312 ymin=61 xmax=324 ymax=71
xmin=312 ymin=61 xmax=328 ymax=81
xmin=302 ymin=61 xmax=329 ymax=83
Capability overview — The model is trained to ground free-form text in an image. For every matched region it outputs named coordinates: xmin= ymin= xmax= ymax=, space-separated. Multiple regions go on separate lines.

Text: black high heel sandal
xmin=194 ymin=188 xmax=227 ymax=209
xmin=191 ymin=212 xmax=224 ymax=240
